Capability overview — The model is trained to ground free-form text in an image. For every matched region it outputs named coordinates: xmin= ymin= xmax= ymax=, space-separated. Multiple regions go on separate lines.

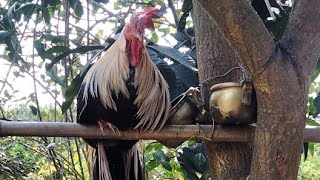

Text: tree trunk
xmin=192 ymin=1 xmax=252 ymax=179
xmin=195 ymin=0 xmax=320 ymax=179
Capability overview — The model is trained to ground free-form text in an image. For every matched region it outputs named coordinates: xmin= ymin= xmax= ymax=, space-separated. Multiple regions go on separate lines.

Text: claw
xmin=97 ymin=120 xmax=119 ymax=135
xmin=106 ymin=122 xmax=119 ymax=134
xmin=97 ymin=120 xmax=107 ymax=134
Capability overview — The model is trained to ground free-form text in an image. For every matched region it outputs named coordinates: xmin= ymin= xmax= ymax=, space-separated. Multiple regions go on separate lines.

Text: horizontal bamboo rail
xmin=0 ymin=120 xmax=319 ymax=143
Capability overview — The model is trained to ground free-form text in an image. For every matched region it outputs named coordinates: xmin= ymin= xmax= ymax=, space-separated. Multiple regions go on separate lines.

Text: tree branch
xmin=167 ymin=0 xmax=179 ymax=25
xmin=0 ymin=120 xmax=319 ymax=143
xmin=197 ymin=0 xmax=275 ymax=76
xmin=281 ymin=0 xmax=320 ymax=76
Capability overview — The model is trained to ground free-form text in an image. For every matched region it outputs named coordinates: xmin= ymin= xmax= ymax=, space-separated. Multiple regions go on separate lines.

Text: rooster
xmin=77 ymin=7 xmax=170 ymax=180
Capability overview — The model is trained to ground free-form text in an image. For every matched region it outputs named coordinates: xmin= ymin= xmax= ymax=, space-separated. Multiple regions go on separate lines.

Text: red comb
xmin=130 ymin=7 xmax=160 ymax=32
xmin=141 ymin=7 xmax=160 ymax=18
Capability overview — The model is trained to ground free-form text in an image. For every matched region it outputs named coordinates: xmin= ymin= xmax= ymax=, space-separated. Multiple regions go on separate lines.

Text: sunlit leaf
xmin=46 ymin=45 xmax=104 ymax=70
xmin=70 ymin=0 xmax=84 ymax=18
xmin=147 ymin=45 xmax=197 ymax=72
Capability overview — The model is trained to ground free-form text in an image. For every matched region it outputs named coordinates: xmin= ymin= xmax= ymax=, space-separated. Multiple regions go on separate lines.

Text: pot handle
xmin=242 ymin=81 xmax=253 ymax=106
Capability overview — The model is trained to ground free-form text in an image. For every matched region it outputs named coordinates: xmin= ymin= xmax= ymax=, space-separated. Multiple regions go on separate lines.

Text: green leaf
xmin=172 ymin=63 xmax=198 ymax=87
xmin=308 ymin=143 xmax=315 ymax=156
xmin=193 ymin=153 xmax=206 ymax=172
xmin=194 ymin=153 xmax=206 ymax=166
xmin=3 ymin=2 xmax=18 ymax=29
xmin=178 ymin=0 xmax=193 ymax=32
xmin=147 ymin=45 xmax=198 ymax=72
xmin=177 ymin=9 xmax=191 ymax=32
xmin=145 ymin=160 xmax=159 ymax=171
xmin=145 ymin=142 xmax=163 ymax=154
xmin=13 ymin=3 xmax=39 ymax=21
xmin=42 ymin=6 xmax=51 ymax=24
xmin=153 ymin=150 xmax=170 ymax=162
xmin=46 ymin=68 xmax=65 ymax=87
xmin=13 ymin=71 xmax=20 ymax=77
xmin=29 ymin=105 xmax=38 ymax=116
xmin=46 ymin=46 xmax=70 ymax=56
xmin=51 ymin=36 xmax=65 ymax=44
xmin=47 ymin=0 xmax=61 ymax=6
xmin=199 ymin=170 xmax=211 ymax=180
xmin=61 ymin=75 xmax=81 ymax=114
xmin=92 ymin=0 xmax=109 ymax=4
xmin=306 ymin=118 xmax=320 ymax=126
xmin=0 ymin=31 xmax=9 ymax=43
xmin=70 ymin=0 xmax=84 ymax=18
xmin=313 ymin=94 xmax=320 ymax=118
xmin=46 ymin=45 xmax=104 ymax=70
xmin=34 ymin=40 xmax=46 ymax=60
xmin=161 ymin=161 xmax=172 ymax=171
xmin=177 ymin=143 xmax=209 ymax=177
xmin=186 ymin=173 xmax=200 ymax=180
xmin=182 ymin=0 xmax=192 ymax=13
xmin=171 ymin=31 xmax=191 ymax=46
xmin=178 ymin=155 xmax=197 ymax=178
xmin=61 ymin=63 xmax=93 ymax=113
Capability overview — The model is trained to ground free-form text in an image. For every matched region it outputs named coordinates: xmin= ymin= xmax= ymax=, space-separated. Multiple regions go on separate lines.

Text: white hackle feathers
xmin=133 ymin=49 xmax=170 ymax=131
xmin=81 ymin=24 xmax=170 ymax=131
xmin=82 ymin=32 xmax=130 ymax=112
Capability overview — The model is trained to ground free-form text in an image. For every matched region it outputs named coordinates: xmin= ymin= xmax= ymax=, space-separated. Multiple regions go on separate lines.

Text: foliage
xmin=0 ymin=105 xmax=89 ymax=179
xmin=299 ymin=144 xmax=320 ymax=179
xmin=0 ymin=0 xmax=319 ymax=179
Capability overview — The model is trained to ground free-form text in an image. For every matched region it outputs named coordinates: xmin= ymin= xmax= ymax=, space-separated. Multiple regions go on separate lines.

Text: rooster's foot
xmin=97 ymin=120 xmax=119 ymax=135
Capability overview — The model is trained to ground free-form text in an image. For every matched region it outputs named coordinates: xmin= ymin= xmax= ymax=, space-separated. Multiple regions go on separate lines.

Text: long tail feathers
xmin=98 ymin=143 xmax=112 ymax=180
xmin=93 ymin=143 xmax=143 ymax=180
xmin=87 ymin=145 xmax=95 ymax=177
xmin=124 ymin=144 xmax=140 ymax=180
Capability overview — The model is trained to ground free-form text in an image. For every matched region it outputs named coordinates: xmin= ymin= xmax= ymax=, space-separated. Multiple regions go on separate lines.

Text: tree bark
xmin=193 ymin=1 xmax=252 ymax=179
xmin=196 ymin=0 xmax=320 ymax=179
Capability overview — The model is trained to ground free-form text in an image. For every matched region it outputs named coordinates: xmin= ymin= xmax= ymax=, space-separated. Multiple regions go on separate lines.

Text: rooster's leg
xmin=97 ymin=120 xmax=118 ymax=134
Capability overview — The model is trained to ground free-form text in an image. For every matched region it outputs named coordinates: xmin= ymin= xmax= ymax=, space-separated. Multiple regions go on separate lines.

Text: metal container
xmin=160 ymin=87 xmax=203 ymax=148
xmin=168 ymin=87 xmax=203 ymax=125
xmin=209 ymin=82 xmax=257 ymax=124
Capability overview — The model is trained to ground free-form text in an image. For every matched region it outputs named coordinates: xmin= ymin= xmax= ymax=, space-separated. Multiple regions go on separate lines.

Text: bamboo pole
xmin=0 ymin=120 xmax=319 ymax=143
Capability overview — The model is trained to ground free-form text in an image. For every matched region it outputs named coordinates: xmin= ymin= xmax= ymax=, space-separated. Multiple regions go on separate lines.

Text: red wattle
xmin=130 ymin=38 xmax=143 ymax=67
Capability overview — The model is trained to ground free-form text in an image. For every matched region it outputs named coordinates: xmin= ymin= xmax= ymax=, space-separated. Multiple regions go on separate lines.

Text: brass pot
xmin=160 ymin=87 xmax=203 ymax=148
xmin=209 ymin=82 xmax=257 ymax=125
xmin=168 ymin=87 xmax=202 ymax=125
